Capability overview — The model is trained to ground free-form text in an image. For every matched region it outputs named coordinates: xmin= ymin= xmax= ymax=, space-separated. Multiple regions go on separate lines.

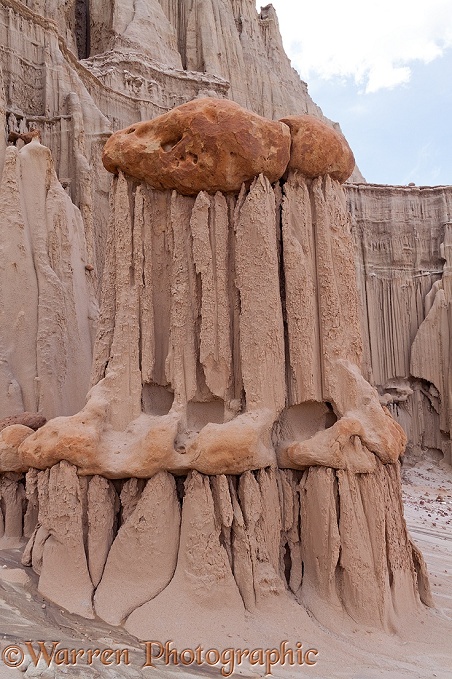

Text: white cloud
xmin=258 ymin=0 xmax=452 ymax=92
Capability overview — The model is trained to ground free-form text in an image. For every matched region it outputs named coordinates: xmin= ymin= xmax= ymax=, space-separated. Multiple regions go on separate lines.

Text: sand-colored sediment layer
xmin=2 ymin=172 xmax=404 ymax=481
xmin=0 ymin=458 xmax=430 ymax=638
xmin=0 ymin=457 xmax=449 ymax=678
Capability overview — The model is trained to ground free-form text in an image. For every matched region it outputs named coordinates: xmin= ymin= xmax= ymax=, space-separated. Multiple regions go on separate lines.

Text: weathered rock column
xmin=0 ymin=100 xmax=431 ymax=639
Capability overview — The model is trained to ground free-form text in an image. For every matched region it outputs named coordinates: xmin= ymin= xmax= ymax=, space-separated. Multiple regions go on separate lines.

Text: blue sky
xmin=261 ymin=0 xmax=452 ymax=186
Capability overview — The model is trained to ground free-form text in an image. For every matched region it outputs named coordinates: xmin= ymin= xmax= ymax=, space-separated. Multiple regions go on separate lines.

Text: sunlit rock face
xmin=281 ymin=114 xmax=355 ymax=183
xmin=102 ymin=98 xmax=291 ymax=195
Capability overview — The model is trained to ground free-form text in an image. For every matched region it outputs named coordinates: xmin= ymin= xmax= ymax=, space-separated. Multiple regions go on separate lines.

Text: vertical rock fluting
xmin=283 ymin=173 xmax=362 ymax=406
xmin=282 ymin=173 xmax=322 ymax=403
xmin=90 ymin=0 xmax=183 ymax=67
xmin=0 ymin=64 xmax=5 ymax=179
xmin=87 ymin=475 xmax=118 ymax=587
xmin=0 ymin=140 xmax=98 ymax=421
xmin=410 ymin=222 xmax=452 ymax=465
xmin=0 ymin=472 xmax=25 ymax=547
xmin=0 ymin=0 xmax=364 ymax=367
xmin=157 ymin=0 xmax=324 ymax=120
xmin=234 ymin=175 xmax=285 ymax=414
xmin=347 ymin=183 xmax=452 ymax=464
xmin=14 ymin=458 xmax=431 ymax=640
xmin=3 ymin=161 xmax=430 ymax=639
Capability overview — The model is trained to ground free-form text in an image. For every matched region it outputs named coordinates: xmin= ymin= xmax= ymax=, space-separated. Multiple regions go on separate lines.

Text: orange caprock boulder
xmin=102 ymin=98 xmax=291 ymax=195
xmin=280 ymin=114 xmax=355 ymax=183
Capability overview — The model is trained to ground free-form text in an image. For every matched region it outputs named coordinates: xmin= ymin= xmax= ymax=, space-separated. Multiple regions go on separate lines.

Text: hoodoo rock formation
xmin=0 ymin=100 xmax=432 ymax=639
xmin=0 ymin=0 xmax=364 ymax=422
xmin=0 ymin=0 xmax=449 ymax=658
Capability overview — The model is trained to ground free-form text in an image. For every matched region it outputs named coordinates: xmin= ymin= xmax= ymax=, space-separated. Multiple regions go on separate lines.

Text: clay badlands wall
xmin=348 ymin=183 xmax=452 ymax=464
xmin=0 ymin=0 xmax=448 ymax=643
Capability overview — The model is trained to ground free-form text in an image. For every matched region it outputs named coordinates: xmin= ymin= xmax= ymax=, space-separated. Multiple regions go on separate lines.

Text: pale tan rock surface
xmin=0 ymin=0 xmax=112 ymax=281
xmin=9 ymin=165 xmax=428 ymax=640
xmin=32 ymin=462 xmax=94 ymax=619
xmin=12 ymin=459 xmax=429 ymax=646
xmin=90 ymin=0 xmax=183 ymax=67
xmin=16 ymin=171 xmax=403 ymax=481
xmin=125 ymin=471 xmax=246 ymax=642
xmin=87 ymin=475 xmax=118 ymax=587
xmin=0 ymin=64 xmax=6 ymax=178
xmin=0 ymin=0 xmax=449 ymax=660
xmin=0 ymin=0 xmax=362 ymax=276
xmin=281 ymin=114 xmax=355 ymax=183
xmin=90 ymin=0 xmax=329 ymax=122
xmin=0 ymin=0 xmax=364 ymax=425
xmin=299 ymin=460 xmax=431 ymax=632
xmin=0 ymin=566 xmax=29 ymax=586
xmin=0 ymin=472 xmax=25 ymax=546
xmin=409 ymin=222 xmax=452 ymax=466
xmin=23 ymin=468 xmax=39 ymax=538
xmin=102 ymin=98 xmax=291 ymax=194
xmin=347 ymin=183 xmax=452 ymax=465
xmin=1 ymin=465 xmax=450 ymax=679
xmin=94 ymin=472 xmax=180 ymax=625
xmin=0 ymin=140 xmax=98 ymax=421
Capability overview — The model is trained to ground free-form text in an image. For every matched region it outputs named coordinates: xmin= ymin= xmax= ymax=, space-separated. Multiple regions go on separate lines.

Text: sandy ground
xmin=0 ymin=457 xmax=451 ymax=679
xmin=402 ymin=454 xmax=452 ymax=626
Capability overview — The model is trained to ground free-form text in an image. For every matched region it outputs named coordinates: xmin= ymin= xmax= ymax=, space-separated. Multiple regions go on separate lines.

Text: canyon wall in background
xmin=347 ymin=184 xmax=452 ymax=464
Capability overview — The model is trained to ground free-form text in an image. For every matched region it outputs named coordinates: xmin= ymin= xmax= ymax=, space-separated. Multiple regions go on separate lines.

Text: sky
xmin=258 ymin=0 xmax=452 ymax=186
